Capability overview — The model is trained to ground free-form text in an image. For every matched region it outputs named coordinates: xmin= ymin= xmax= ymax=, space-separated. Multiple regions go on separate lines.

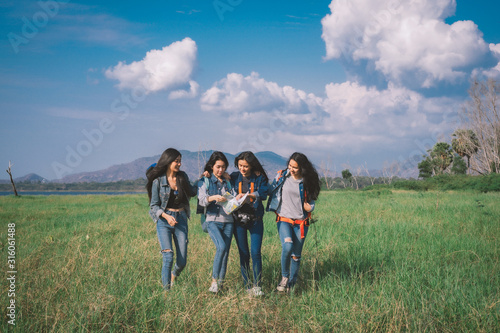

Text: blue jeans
xmin=156 ymin=210 xmax=188 ymax=289
xmin=233 ymin=219 xmax=263 ymax=288
xmin=207 ymin=221 xmax=234 ymax=281
xmin=277 ymin=221 xmax=308 ymax=287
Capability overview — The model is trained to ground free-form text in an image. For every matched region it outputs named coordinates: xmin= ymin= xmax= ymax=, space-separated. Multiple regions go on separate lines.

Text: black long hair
xmin=204 ymin=151 xmax=229 ymax=174
xmin=146 ymin=148 xmax=194 ymax=203
xmin=234 ymin=151 xmax=268 ymax=182
xmin=288 ymin=152 xmax=321 ymax=201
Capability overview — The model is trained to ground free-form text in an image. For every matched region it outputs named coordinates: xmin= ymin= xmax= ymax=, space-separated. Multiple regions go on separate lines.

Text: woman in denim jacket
xmin=266 ymin=152 xmax=321 ymax=292
xmin=230 ymin=151 xmax=268 ymax=296
xmin=146 ymin=148 xmax=196 ymax=291
xmin=198 ymin=151 xmax=234 ymax=293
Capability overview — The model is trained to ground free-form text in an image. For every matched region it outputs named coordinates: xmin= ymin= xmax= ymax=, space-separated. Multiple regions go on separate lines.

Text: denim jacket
xmin=230 ymin=171 xmax=268 ymax=218
xmin=149 ymin=171 xmax=194 ymax=223
xmin=197 ymin=174 xmax=234 ymax=218
xmin=266 ymin=169 xmax=315 ymax=219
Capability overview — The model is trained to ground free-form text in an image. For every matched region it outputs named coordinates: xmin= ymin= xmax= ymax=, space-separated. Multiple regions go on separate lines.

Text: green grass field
xmin=1 ymin=190 xmax=499 ymax=332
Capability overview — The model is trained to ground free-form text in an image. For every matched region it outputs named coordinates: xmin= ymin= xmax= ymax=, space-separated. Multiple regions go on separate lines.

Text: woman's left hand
xmin=211 ymin=195 xmax=227 ymax=203
xmin=303 ymin=202 xmax=312 ymax=212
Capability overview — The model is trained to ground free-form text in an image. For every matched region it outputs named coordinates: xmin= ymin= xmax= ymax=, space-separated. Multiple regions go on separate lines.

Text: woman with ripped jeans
xmin=146 ymin=148 xmax=196 ymax=291
xmin=266 ymin=152 xmax=321 ymax=292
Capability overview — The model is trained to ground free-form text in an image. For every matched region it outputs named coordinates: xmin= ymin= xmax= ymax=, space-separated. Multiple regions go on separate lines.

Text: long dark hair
xmin=146 ymin=148 xmax=194 ymax=203
xmin=204 ymin=151 xmax=229 ymax=174
xmin=234 ymin=151 xmax=268 ymax=182
xmin=288 ymin=152 xmax=320 ymax=201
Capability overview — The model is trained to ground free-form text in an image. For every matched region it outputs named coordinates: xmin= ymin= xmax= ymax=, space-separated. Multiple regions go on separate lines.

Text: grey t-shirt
xmin=277 ymin=176 xmax=304 ymax=220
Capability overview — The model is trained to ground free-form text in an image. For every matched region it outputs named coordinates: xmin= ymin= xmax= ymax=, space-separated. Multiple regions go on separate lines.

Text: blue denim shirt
xmin=230 ymin=171 xmax=268 ymax=218
xmin=266 ymin=169 xmax=315 ymax=219
xmin=149 ymin=171 xmax=194 ymax=223
xmin=197 ymin=174 xmax=234 ymax=219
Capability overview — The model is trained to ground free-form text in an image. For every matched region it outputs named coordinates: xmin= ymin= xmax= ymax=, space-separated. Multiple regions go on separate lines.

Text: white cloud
xmin=105 ymin=37 xmax=198 ymax=95
xmin=200 ymin=72 xmax=324 ymax=117
xmin=481 ymin=43 xmax=500 ymax=79
xmin=321 ymin=0 xmax=491 ymax=88
xmin=201 ymin=72 xmax=459 ymax=160
xmin=169 ymin=80 xmax=200 ymax=100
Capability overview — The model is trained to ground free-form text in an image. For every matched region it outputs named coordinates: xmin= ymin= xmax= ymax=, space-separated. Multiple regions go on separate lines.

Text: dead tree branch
xmin=6 ymin=161 xmax=19 ymax=196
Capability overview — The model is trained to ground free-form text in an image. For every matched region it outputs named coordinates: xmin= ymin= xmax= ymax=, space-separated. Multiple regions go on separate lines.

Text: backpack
xmin=197 ymin=176 xmax=232 ymax=233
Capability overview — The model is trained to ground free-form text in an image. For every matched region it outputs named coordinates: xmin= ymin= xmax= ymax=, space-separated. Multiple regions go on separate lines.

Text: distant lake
xmin=0 ymin=191 xmax=146 ymax=196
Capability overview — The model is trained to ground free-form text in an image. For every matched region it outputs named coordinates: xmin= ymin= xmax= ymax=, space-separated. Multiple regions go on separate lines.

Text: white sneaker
xmin=209 ymin=281 xmax=218 ymax=293
xmin=276 ymin=277 xmax=289 ymax=292
xmin=247 ymin=286 xmax=264 ymax=297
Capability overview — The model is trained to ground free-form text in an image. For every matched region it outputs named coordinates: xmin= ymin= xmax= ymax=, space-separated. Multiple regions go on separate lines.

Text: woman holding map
xmin=198 ymin=151 xmax=235 ymax=294
xmin=230 ymin=151 xmax=268 ymax=297
xmin=266 ymin=152 xmax=321 ymax=292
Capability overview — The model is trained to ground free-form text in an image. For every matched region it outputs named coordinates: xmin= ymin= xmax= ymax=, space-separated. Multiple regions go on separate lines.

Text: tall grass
xmin=0 ymin=191 xmax=499 ymax=332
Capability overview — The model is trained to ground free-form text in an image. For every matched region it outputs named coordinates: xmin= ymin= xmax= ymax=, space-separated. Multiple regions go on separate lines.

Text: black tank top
xmin=166 ymin=188 xmax=186 ymax=209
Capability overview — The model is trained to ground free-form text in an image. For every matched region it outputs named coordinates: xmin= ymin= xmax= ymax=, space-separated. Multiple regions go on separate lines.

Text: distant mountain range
xmin=0 ymin=173 xmax=50 ymax=184
xmin=1 ymin=150 xmax=419 ymax=184
xmin=2 ymin=151 xmax=290 ymax=184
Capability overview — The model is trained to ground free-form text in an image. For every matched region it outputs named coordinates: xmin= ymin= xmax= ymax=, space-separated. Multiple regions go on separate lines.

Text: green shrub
xmin=361 ymin=184 xmax=392 ymax=191
xmin=391 ymin=174 xmax=500 ymax=192
xmin=393 ymin=179 xmax=432 ymax=191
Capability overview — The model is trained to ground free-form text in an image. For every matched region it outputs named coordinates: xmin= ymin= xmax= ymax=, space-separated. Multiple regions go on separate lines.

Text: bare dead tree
xmin=460 ymin=78 xmax=500 ymax=174
xmin=382 ymin=160 xmax=401 ymax=184
xmin=353 ymin=166 xmax=361 ymax=190
xmin=339 ymin=178 xmax=346 ymax=188
xmin=6 ymin=161 xmax=19 ymax=196
xmin=362 ymin=162 xmax=375 ymax=186
xmin=320 ymin=155 xmax=335 ymax=190
xmin=382 ymin=161 xmax=390 ymax=184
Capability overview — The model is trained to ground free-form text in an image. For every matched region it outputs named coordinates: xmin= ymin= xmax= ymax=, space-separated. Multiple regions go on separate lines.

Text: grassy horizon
xmin=1 ymin=190 xmax=499 ymax=332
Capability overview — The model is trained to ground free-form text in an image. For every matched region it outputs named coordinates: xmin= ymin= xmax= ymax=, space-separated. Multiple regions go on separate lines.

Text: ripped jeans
xmin=156 ymin=210 xmax=188 ymax=289
xmin=277 ymin=221 xmax=308 ymax=287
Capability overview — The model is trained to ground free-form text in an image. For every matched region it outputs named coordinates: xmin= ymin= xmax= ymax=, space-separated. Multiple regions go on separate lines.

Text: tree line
xmin=418 ymin=78 xmax=499 ymax=178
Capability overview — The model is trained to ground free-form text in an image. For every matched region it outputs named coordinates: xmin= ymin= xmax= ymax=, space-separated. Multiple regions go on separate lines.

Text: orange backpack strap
xmin=275 ymin=213 xmax=309 ymax=239
xmin=239 ymin=180 xmax=255 ymax=202
xmin=249 ymin=182 xmax=254 ymax=202
xmin=277 ymin=169 xmax=285 ymax=182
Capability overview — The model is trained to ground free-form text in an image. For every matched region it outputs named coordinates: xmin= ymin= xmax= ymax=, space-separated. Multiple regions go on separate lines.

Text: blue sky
xmin=1 ymin=0 xmax=499 ymax=180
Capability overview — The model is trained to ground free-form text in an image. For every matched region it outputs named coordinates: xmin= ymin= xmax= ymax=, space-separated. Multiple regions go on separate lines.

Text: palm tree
xmin=430 ymin=142 xmax=453 ymax=175
xmin=451 ymin=129 xmax=479 ymax=174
